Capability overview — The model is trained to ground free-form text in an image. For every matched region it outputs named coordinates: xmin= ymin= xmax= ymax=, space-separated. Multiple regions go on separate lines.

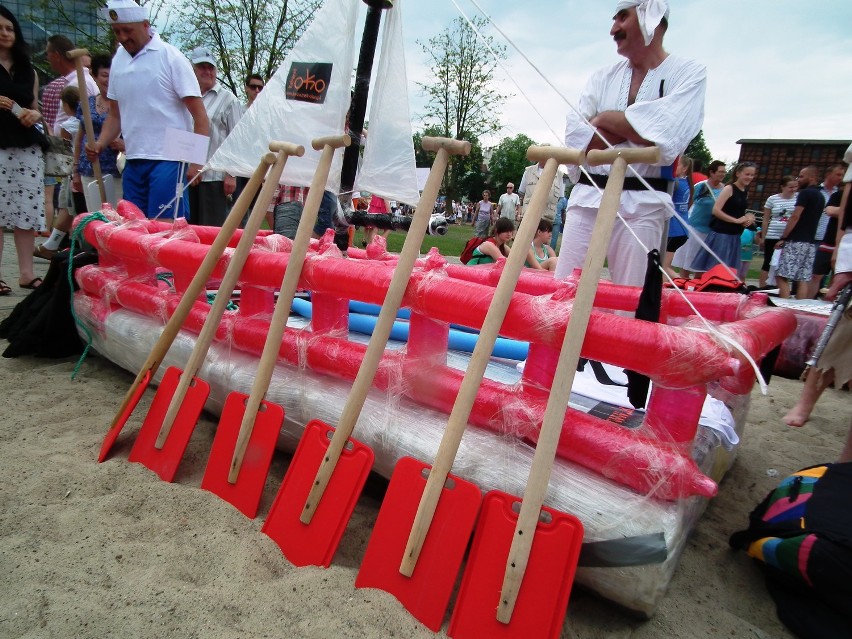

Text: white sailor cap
xmin=100 ymin=0 xmax=149 ymax=24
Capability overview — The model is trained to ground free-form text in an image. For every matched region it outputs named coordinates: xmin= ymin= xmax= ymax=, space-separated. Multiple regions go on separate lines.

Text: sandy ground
xmin=0 ymin=235 xmax=850 ymax=639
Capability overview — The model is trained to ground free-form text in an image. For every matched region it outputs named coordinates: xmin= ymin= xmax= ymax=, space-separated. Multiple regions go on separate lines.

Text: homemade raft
xmin=76 ymin=206 xmax=796 ymax=616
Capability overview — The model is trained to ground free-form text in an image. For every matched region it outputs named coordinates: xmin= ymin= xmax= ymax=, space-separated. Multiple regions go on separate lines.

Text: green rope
xmin=68 ymin=212 xmax=109 ymax=380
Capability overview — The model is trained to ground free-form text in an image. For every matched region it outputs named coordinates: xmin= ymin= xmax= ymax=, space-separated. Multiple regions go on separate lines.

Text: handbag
xmin=43 ymin=135 xmax=74 ymax=177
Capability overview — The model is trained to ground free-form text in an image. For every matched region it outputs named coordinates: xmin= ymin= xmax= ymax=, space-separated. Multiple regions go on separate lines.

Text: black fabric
xmin=764 ymin=566 xmax=852 ymax=639
xmin=709 ymin=184 xmax=750 ymax=235
xmin=0 ymin=249 xmax=98 ymax=358
xmin=786 ymin=185 xmax=824 ymax=242
xmin=577 ymin=173 xmax=670 ymax=192
xmin=625 ymin=249 xmax=662 ymax=409
xmin=0 ymin=57 xmax=43 ymax=149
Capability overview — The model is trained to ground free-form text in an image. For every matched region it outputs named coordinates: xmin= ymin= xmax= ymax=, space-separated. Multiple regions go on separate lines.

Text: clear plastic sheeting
xmin=78 ymin=306 xmax=742 ymax=616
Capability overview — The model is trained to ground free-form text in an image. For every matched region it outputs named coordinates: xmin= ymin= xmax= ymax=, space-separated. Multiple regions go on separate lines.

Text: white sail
xmin=354 ymin=0 xmax=420 ymax=207
xmin=207 ymin=0 xmax=357 ymax=191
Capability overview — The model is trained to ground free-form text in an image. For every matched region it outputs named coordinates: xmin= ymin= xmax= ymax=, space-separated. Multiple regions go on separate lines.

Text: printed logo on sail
xmin=285 ymin=63 xmax=332 ymax=104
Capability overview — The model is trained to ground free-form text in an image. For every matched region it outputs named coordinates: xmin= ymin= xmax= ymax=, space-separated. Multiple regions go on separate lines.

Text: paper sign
xmin=162 ymin=128 xmax=210 ymax=164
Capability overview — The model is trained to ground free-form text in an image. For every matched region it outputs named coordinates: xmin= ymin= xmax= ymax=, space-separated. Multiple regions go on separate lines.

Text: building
xmin=7 ymin=0 xmax=105 ymax=74
xmin=737 ymin=138 xmax=851 ymax=209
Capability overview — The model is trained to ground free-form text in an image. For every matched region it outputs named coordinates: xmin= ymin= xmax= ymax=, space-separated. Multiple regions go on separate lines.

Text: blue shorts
xmin=122 ymin=159 xmax=189 ymax=219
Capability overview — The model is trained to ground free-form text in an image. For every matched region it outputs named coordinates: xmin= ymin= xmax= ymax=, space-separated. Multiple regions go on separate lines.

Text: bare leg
xmin=783 ymin=367 xmax=834 ymax=427
xmin=825 ymin=272 xmax=852 ymax=301
xmin=44 ymin=184 xmax=55 ymax=234
xmin=662 ymin=250 xmax=678 ymax=279
xmin=14 ymin=227 xmax=37 ymax=286
xmin=839 ymin=417 xmax=852 ymax=463
xmin=759 ymin=270 xmax=768 ymax=288
xmin=776 ymin=276 xmax=791 ymax=298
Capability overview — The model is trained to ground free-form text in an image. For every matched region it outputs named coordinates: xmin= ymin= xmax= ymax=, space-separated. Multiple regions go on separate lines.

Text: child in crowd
xmin=738 ymin=226 xmax=755 ymax=281
xmin=526 ymin=219 xmax=558 ymax=271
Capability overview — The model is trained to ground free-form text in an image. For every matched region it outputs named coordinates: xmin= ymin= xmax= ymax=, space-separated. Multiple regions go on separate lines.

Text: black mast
xmin=336 ymin=0 xmax=393 ymax=250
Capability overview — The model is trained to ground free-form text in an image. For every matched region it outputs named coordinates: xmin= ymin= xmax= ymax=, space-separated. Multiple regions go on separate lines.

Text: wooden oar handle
xmin=299 ymin=136 xmax=468 ymax=523
xmin=310 ymin=134 xmax=350 ymax=151
xmin=496 ymin=147 xmax=660 ymax=624
xmin=268 ymin=141 xmax=306 ymax=156
xmin=400 ymin=148 xmax=584 ymax=577
xmin=67 ymin=48 xmax=90 ymax=60
xmin=156 ymin=144 xmax=300 ymax=449
xmin=526 ymin=145 xmax=584 ymax=167
xmin=228 ymin=134 xmax=344 ymax=481
xmin=421 ymin=137 xmax=471 ymax=155
xmin=587 ymin=146 xmax=660 ymax=166
xmin=103 ymin=152 xmax=277 ymax=457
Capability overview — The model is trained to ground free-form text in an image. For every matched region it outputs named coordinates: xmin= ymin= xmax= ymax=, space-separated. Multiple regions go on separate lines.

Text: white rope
xmin=453 ymin=0 xmax=768 ymax=393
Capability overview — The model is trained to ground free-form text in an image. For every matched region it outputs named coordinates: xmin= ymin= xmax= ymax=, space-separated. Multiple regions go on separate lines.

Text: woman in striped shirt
xmin=758 ymin=176 xmax=797 ymax=287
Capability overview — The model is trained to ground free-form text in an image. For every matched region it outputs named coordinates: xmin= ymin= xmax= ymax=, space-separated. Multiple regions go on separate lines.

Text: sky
xmin=391 ymin=0 xmax=852 ymax=163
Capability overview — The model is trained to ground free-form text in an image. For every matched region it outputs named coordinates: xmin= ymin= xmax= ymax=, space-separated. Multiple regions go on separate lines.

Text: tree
xmin=685 ymin=130 xmax=713 ymax=174
xmin=23 ymin=0 xmax=173 ymax=75
xmin=170 ymin=0 xmax=321 ymax=96
xmin=486 ymin=133 xmax=537 ymax=196
xmin=417 ymin=16 xmax=508 ymax=206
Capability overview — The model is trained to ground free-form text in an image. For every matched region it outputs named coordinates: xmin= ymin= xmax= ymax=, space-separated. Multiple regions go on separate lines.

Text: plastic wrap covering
xmin=77 ymin=306 xmax=740 ymax=617
xmin=74 ymin=216 xmax=797 ymax=615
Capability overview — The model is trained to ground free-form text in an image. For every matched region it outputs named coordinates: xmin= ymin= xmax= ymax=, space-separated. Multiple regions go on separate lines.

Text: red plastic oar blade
xmin=262 ymin=419 xmax=374 ymax=568
xmin=200 ymin=392 xmax=284 ymax=518
xmin=448 ymin=490 xmax=584 ymax=639
xmin=355 ymin=456 xmax=482 ymax=632
xmin=99 ymin=370 xmax=152 ymax=462
xmin=127 ymin=366 xmax=209 ymax=482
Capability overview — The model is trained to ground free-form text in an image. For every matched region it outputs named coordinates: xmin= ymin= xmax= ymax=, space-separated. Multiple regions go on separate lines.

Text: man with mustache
xmin=555 ymin=0 xmax=706 ymax=287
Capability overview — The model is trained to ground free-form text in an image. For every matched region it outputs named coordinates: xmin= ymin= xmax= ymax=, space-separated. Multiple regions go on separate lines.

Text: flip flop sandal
xmin=0 ymin=280 xmax=11 ymax=296
xmin=19 ymin=277 xmax=43 ymax=290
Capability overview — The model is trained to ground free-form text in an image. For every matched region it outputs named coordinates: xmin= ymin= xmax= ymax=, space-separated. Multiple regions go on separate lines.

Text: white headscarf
xmin=615 ymin=0 xmax=670 ymax=46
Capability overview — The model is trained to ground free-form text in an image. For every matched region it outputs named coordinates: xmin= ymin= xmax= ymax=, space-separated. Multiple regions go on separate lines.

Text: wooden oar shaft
xmin=228 ymin=134 xmax=350 ymax=482
xmin=103 ymin=152 xmax=276 ymax=444
xmin=497 ymin=146 xmax=660 ymax=623
xmin=68 ymin=49 xmax=106 ymax=203
xmin=299 ymin=136 xmax=471 ymax=523
xmin=155 ymin=143 xmax=304 ymax=449
xmin=400 ymin=147 xmax=584 ymax=577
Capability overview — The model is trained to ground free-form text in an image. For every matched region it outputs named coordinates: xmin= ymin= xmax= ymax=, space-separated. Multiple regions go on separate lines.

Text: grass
xmin=350 ymin=224 xmax=769 ymax=281
xmin=351 ymin=222 xmax=474 ymax=258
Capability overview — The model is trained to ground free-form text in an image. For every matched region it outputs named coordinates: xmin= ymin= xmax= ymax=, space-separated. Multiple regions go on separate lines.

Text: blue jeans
xmin=550 ymin=220 xmax=562 ymax=252
xmin=123 ymin=159 xmax=189 ymax=219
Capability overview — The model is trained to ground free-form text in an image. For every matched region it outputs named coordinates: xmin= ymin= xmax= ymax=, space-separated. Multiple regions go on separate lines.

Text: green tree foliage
xmin=23 ymin=0 xmax=172 ymax=75
xmin=685 ymin=130 xmax=713 ymax=173
xmin=169 ymin=0 xmax=321 ymax=96
xmin=414 ymin=127 xmax=486 ymax=203
xmin=486 ymin=133 xmax=537 ymax=195
xmin=417 ymin=15 xmax=508 ymax=206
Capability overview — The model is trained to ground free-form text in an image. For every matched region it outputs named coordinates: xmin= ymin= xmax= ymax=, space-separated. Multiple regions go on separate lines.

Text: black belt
xmin=578 ymin=173 xmax=670 ymax=192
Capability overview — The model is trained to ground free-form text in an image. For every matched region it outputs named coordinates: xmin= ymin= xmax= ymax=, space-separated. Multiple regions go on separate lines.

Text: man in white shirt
xmin=496 ymin=183 xmax=520 ymax=220
xmin=555 ymin=0 xmax=706 ymax=287
xmin=86 ymin=0 xmax=209 ymax=219
xmin=518 ymin=161 xmax=564 ymax=224
xmin=187 ymin=46 xmax=242 ymax=226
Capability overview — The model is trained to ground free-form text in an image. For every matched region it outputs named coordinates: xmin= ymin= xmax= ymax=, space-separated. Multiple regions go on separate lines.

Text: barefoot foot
xmin=783 ymin=406 xmax=810 ymax=427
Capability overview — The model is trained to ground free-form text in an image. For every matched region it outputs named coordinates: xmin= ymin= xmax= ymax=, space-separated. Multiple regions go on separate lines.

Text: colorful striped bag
xmin=729 ymin=463 xmax=852 ymax=637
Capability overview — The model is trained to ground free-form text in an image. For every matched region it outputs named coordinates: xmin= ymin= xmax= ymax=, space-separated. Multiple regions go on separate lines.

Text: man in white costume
xmin=555 ymin=0 xmax=706 ymax=287
xmin=87 ymin=0 xmax=209 ymax=219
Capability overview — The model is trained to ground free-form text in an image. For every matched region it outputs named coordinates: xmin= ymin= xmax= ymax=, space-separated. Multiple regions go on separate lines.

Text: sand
xmin=1 ymin=236 xmax=850 ymax=639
